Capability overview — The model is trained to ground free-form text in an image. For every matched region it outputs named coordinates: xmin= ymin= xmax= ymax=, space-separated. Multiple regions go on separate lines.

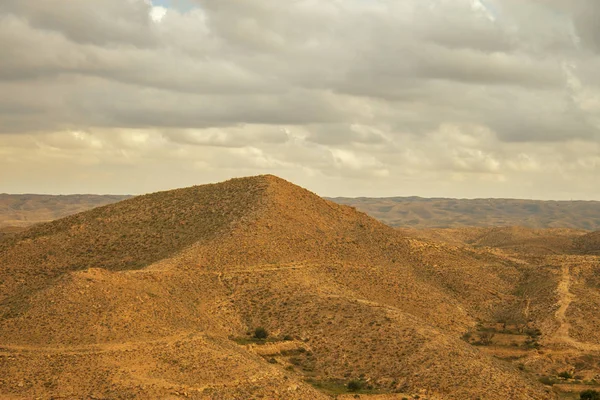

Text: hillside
xmin=3 ymin=194 xmax=600 ymax=233
xmin=573 ymin=231 xmax=600 ymax=255
xmin=398 ymin=226 xmax=588 ymax=254
xmin=330 ymin=196 xmax=600 ymax=230
xmin=1 ymin=176 xmax=599 ymax=399
xmin=0 ymin=226 xmax=26 ymax=241
xmin=0 ymin=193 xmax=131 ymax=228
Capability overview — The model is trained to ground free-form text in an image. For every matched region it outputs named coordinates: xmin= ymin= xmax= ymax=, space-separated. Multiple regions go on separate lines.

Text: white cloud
xmin=150 ymin=6 xmax=167 ymax=22
xmin=471 ymin=0 xmax=497 ymax=22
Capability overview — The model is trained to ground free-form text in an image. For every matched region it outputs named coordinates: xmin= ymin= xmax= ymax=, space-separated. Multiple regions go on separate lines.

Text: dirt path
xmin=523 ymin=297 xmax=531 ymax=319
xmin=546 ymin=265 xmax=600 ymax=352
xmin=0 ymin=331 xmax=198 ymax=355
xmin=553 ymin=265 xmax=574 ymax=341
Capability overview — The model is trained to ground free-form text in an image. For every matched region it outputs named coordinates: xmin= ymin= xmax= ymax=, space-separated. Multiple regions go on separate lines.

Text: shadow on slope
xmin=0 ymin=175 xmax=556 ymax=399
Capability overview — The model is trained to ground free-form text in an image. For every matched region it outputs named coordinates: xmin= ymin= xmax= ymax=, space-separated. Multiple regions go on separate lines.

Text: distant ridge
xmin=5 ymin=191 xmax=600 ymax=231
xmin=0 ymin=193 xmax=132 ymax=228
xmin=329 ymin=196 xmax=600 ymax=230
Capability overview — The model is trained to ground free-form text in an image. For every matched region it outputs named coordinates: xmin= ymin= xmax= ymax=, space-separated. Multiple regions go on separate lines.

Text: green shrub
xmin=347 ymin=380 xmax=363 ymax=392
xmin=525 ymin=328 xmax=542 ymax=338
xmin=289 ymin=357 xmax=302 ymax=366
xmin=254 ymin=327 xmax=268 ymax=339
xmin=581 ymin=390 xmax=600 ymax=400
xmin=538 ymin=376 xmax=557 ymax=386
xmin=478 ymin=331 xmax=495 ymax=346
xmin=558 ymin=371 xmax=573 ymax=379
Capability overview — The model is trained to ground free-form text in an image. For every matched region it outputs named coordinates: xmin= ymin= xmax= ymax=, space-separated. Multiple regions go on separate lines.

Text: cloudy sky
xmin=1 ymin=0 xmax=599 ymax=199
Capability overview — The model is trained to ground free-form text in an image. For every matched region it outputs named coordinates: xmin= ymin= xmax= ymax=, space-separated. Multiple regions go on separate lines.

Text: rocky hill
xmin=1 ymin=176 xmax=599 ymax=399
xmin=4 ymin=193 xmax=600 ymax=233
xmin=573 ymin=231 xmax=600 ymax=255
xmin=330 ymin=196 xmax=600 ymax=230
xmin=0 ymin=193 xmax=131 ymax=228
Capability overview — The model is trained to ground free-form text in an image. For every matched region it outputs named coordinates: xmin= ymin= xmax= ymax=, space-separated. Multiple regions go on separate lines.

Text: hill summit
xmin=0 ymin=175 xmax=584 ymax=399
xmin=0 ymin=175 xmax=404 ymax=302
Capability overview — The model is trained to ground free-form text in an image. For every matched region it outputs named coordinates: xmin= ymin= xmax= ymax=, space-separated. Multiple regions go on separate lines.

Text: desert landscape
xmin=1 ymin=175 xmax=599 ymax=399
xmin=0 ymin=194 xmax=132 ymax=229
xmin=4 ymin=0 xmax=600 ymax=398
xmin=331 ymin=197 xmax=600 ymax=231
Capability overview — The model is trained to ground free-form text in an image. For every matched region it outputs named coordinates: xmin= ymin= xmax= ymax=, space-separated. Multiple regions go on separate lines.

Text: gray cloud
xmin=0 ymin=0 xmax=156 ymax=47
xmin=0 ymin=0 xmax=599 ymax=199
xmin=570 ymin=0 xmax=600 ymax=52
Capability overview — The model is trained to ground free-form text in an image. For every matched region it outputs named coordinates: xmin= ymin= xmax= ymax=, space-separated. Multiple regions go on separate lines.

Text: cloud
xmin=0 ymin=0 xmax=157 ymax=47
xmin=150 ymin=6 xmax=167 ymax=22
xmin=569 ymin=0 xmax=600 ymax=52
xmin=0 ymin=0 xmax=599 ymax=199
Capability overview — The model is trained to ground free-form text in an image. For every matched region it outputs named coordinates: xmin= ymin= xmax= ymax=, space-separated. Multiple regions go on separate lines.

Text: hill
xmin=398 ymin=226 xmax=588 ymax=254
xmin=0 ymin=226 xmax=27 ymax=241
xmin=573 ymin=231 xmax=600 ymax=255
xmin=4 ymin=193 xmax=600 ymax=233
xmin=1 ymin=176 xmax=599 ymax=399
xmin=0 ymin=193 xmax=131 ymax=228
xmin=329 ymin=196 xmax=600 ymax=230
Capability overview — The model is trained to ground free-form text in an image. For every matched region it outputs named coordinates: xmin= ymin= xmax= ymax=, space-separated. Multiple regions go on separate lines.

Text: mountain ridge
xmin=329 ymin=196 xmax=600 ymax=230
xmin=4 ymin=191 xmax=600 ymax=231
xmin=0 ymin=193 xmax=132 ymax=228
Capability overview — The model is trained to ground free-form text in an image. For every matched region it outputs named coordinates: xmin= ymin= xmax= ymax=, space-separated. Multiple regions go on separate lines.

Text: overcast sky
xmin=1 ymin=0 xmax=599 ymax=199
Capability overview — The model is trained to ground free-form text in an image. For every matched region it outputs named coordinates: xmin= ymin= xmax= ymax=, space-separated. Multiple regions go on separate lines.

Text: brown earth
xmin=1 ymin=176 xmax=599 ymax=399
xmin=4 ymin=192 xmax=600 ymax=233
xmin=0 ymin=193 xmax=131 ymax=228
xmin=330 ymin=196 xmax=600 ymax=230
xmin=573 ymin=231 xmax=600 ymax=255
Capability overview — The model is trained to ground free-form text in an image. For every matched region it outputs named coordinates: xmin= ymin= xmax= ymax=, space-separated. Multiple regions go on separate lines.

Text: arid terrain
xmin=0 ymin=194 xmax=131 ymax=228
xmin=1 ymin=176 xmax=599 ymax=399
xmin=4 ymin=193 xmax=600 ymax=233
xmin=330 ymin=196 xmax=600 ymax=230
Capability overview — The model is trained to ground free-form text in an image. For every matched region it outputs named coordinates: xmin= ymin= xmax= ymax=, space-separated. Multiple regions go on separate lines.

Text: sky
xmin=1 ymin=0 xmax=599 ymax=199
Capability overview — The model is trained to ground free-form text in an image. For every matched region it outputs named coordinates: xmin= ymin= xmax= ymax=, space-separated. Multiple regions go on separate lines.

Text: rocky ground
xmin=0 ymin=175 xmax=599 ymax=399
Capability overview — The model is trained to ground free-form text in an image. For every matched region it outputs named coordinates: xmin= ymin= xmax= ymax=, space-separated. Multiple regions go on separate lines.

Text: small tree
xmin=254 ymin=327 xmax=268 ymax=339
xmin=479 ymin=331 xmax=495 ymax=346
xmin=581 ymin=390 xmax=600 ymax=400
xmin=347 ymin=380 xmax=363 ymax=392
xmin=558 ymin=371 xmax=573 ymax=379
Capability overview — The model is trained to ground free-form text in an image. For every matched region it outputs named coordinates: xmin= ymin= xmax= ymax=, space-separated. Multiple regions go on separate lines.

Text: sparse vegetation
xmin=0 ymin=194 xmax=131 ymax=229
xmin=331 ymin=197 xmax=600 ymax=230
xmin=478 ymin=331 xmax=495 ymax=346
xmin=558 ymin=371 xmax=573 ymax=379
xmin=539 ymin=376 xmax=558 ymax=386
xmin=347 ymin=380 xmax=363 ymax=392
xmin=3 ymin=176 xmax=600 ymax=400
xmin=289 ymin=357 xmax=302 ymax=366
xmin=581 ymin=390 xmax=600 ymax=400
xmin=254 ymin=327 xmax=269 ymax=339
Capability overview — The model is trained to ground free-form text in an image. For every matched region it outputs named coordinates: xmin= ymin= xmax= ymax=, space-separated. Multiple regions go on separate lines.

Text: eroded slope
xmin=0 ymin=176 xmax=557 ymax=399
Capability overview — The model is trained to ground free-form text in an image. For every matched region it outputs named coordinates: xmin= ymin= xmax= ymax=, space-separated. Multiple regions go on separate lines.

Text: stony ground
xmin=1 ymin=175 xmax=599 ymax=399
xmin=0 ymin=194 xmax=131 ymax=228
